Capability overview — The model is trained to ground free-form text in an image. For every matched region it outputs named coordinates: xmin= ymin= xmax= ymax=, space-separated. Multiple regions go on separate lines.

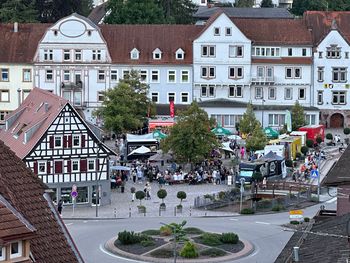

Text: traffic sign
xmin=71 ymin=191 xmax=78 ymax=198
xmin=311 ymin=170 xmax=319 ymax=178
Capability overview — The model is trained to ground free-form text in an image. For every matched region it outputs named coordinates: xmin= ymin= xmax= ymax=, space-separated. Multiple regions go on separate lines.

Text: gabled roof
xmin=100 ymin=24 xmax=202 ymax=64
xmin=304 ymin=11 xmax=350 ymax=45
xmin=0 ymin=88 xmax=68 ymax=159
xmin=0 ymin=194 xmax=36 ymax=244
xmin=323 ymin=145 xmax=350 ymax=186
xmin=0 ymin=23 xmax=49 ymax=63
xmin=232 ymin=18 xmax=313 ymax=45
xmin=194 ymin=7 xmax=294 ymax=19
xmin=0 ymin=140 xmax=83 ymax=262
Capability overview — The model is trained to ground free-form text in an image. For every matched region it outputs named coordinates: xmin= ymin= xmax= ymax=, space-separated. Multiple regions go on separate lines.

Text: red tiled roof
xmin=100 ymin=24 xmax=203 ymax=64
xmin=0 ymin=23 xmax=48 ymax=63
xmin=304 ymin=11 xmax=350 ymax=45
xmin=232 ymin=18 xmax=313 ymax=45
xmin=0 ymin=195 xmax=36 ymax=244
xmin=0 ymin=140 xmax=82 ymax=262
xmin=0 ymin=88 xmax=68 ymax=159
xmin=252 ymin=57 xmax=312 ymax=64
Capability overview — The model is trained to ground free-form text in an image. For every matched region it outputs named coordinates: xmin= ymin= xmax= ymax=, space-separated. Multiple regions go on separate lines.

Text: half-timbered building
xmin=0 ymin=88 xmax=114 ymax=206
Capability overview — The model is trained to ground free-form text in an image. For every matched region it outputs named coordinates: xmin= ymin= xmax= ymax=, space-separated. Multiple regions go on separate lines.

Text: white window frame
xmin=139 ymin=70 xmax=148 ymax=82
xmin=110 ymin=69 xmax=118 ymax=82
xmin=201 ymin=45 xmax=215 ymax=57
xmin=201 ymin=85 xmax=215 ymax=98
xmin=326 ymin=45 xmax=341 ymax=59
xmin=73 ymin=135 xmax=81 ymax=147
xmin=88 ymin=159 xmax=95 ymax=171
xmin=92 ymin=50 xmax=102 ymax=61
xmin=22 ymin=69 xmax=31 ymax=82
xmin=214 ymin=27 xmax=220 ymax=36
xmin=54 ymin=135 xmax=63 ymax=148
xmin=151 ymin=70 xmax=160 ymax=83
xmin=130 ymin=48 xmax=139 ymax=60
xmin=268 ymin=87 xmax=276 ymax=100
xmin=285 ymin=87 xmax=293 ymax=100
xmin=75 ymin=49 xmax=82 ymax=61
xmin=151 ymin=92 xmax=159 ymax=103
xmin=10 ymin=241 xmax=22 ymax=259
xmin=181 ymin=70 xmax=189 ymax=83
xmin=72 ymin=160 xmax=80 ymax=172
xmin=225 ymin=27 xmax=232 ymax=36
xmin=38 ymin=161 xmax=46 ymax=175
xmin=0 ymin=90 xmax=9 ymax=102
xmin=0 ymin=246 xmax=5 ymax=260
xmin=181 ymin=92 xmax=189 ymax=103
xmin=153 ymin=48 xmax=162 ymax=60
xmin=0 ymin=68 xmax=9 ymax=82
xmin=97 ymin=91 xmax=105 ymax=102
xmin=294 ymin=67 xmax=302 ymax=79
xmin=317 ymin=90 xmax=323 ymax=105
xmin=268 ymin=114 xmax=285 ymax=127
xmin=255 ymin=87 xmax=263 ymax=99
xmin=167 ymin=92 xmax=176 ymax=103
xmin=44 ymin=49 xmax=53 ymax=61
xmin=167 ymin=70 xmax=176 ymax=83
xmin=298 ymin=88 xmax=306 ymax=100
xmin=302 ymin=48 xmax=307 ymax=56
xmin=317 ymin=67 xmax=324 ymax=82
xmin=285 ymin=67 xmax=293 ymax=79
xmin=332 ymin=67 xmax=347 ymax=83
xmin=288 ymin=48 xmax=293 ymax=56
xmin=201 ymin=66 xmax=215 ymax=79
xmin=175 ymin=49 xmax=185 ymax=60
xmin=45 ymin=69 xmax=53 ymax=82
xmin=63 ymin=49 xmax=70 ymax=61
xmin=63 ymin=70 xmax=70 ymax=82
xmin=253 ymin=47 xmax=280 ymax=57
xmin=332 ymin=91 xmax=346 ymax=105
xmin=228 ymin=67 xmax=244 ymax=79
xmin=97 ymin=70 xmax=105 ymax=82
xmin=122 ymin=70 xmax=130 ymax=79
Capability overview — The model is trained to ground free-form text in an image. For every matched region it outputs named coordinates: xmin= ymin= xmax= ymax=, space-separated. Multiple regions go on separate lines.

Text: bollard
xmin=272 ymin=184 xmax=275 ymax=198
xmin=174 ymin=206 xmax=176 ymax=217
xmin=144 ymin=209 xmax=146 ymax=217
xmin=289 ymin=186 xmax=292 ymax=197
xmin=293 ymin=247 xmax=299 ymax=262
xmin=189 ymin=206 xmax=192 ymax=216
xmin=159 ymin=207 xmax=161 ymax=217
xmin=114 ymin=208 xmax=117 ymax=218
xmin=129 ymin=207 xmax=131 ymax=218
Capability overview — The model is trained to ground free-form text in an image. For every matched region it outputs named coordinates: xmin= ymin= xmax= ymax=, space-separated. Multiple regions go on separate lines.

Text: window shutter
xmin=47 ymin=161 xmax=51 ymax=174
xmin=80 ymin=159 xmax=87 ymax=172
xmin=67 ymin=160 xmax=71 ymax=173
xmin=63 ymin=136 xmax=67 ymax=148
xmin=68 ymin=135 xmax=72 ymax=147
xmin=55 ymin=161 xmax=62 ymax=174
xmin=81 ymin=135 xmax=86 ymax=148
xmin=33 ymin=161 xmax=38 ymax=174
xmin=49 ymin=136 xmax=54 ymax=148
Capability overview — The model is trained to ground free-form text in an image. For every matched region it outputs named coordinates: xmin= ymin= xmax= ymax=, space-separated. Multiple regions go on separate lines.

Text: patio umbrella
xmin=152 ymin=130 xmax=167 ymax=140
xmin=128 ymin=145 xmax=151 ymax=156
xmin=264 ymin=127 xmax=279 ymax=139
xmin=227 ymin=134 xmax=242 ymax=140
xmin=211 ymin=125 xmax=232 ymax=136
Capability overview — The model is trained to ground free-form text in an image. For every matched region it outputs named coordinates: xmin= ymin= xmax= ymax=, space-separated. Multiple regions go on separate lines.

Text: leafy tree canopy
xmin=159 ymin=0 xmax=197 ymax=24
xmin=162 ymin=102 xmax=218 ymax=164
xmin=245 ymin=124 xmax=268 ymax=152
xmin=291 ymin=101 xmax=305 ymax=131
xmin=291 ymin=0 xmax=328 ymax=16
xmin=0 ymin=0 xmax=38 ymax=23
xmin=239 ymin=103 xmax=259 ymax=135
xmin=94 ymin=70 xmax=153 ymax=134
xmin=235 ymin=0 xmax=254 ymax=7
xmin=260 ymin=0 xmax=274 ymax=8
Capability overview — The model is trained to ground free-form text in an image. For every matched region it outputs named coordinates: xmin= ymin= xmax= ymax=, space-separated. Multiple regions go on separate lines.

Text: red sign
xmin=170 ymin=101 xmax=175 ymax=118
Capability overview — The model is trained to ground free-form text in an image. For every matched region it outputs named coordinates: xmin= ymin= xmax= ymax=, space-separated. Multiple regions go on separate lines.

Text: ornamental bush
xmin=199 ymin=233 xmax=222 ymax=246
xmin=220 ymin=233 xmax=239 ymax=244
xmin=117 ymin=231 xmax=144 ymax=245
xmin=240 ymin=208 xmax=255 ymax=214
xmin=326 ymin=133 xmax=333 ymax=140
xmin=316 ymin=136 xmax=323 ymax=144
xmin=180 ymin=241 xmax=198 ymax=258
xmin=177 ymin=191 xmax=187 ymax=204
xmin=344 ymin=128 xmax=350 ymax=135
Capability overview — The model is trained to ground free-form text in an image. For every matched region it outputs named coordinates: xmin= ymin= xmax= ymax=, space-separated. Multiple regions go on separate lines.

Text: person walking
xmin=144 ymin=182 xmax=151 ymax=200
xmin=262 ymin=177 xmax=267 ymax=191
xmin=57 ymin=199 xmax=63 ymax=215
xmin=240 ymin=146 xmax=245 ymax=160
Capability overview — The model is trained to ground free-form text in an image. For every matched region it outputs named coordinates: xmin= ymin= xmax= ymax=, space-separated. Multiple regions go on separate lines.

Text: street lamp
xmin=95 ymin=141 xmax=102 ymax=217
xmin=239 ymin=178 xmax=245 ymax=213
xmin=261 ymin=99 xmax=265 ymax=128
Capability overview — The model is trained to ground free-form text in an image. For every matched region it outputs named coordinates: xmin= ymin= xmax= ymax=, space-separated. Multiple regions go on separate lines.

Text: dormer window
xmin=10 ymin=241 xmax=22 ymax=259
xmin=175 ymin=48 xmax=185 ymax=60
xmin=327 ymin=45 xmax=341 ymax=58
xmin=153 ymin=48 xmax=162 ymax=60
xmin=214 ymin=27 xmax=220 ymax=36
xmin=130 ymin=48 xmax=139 ymax=60
xmin=225 ymin=27 xmax=232 ymax=36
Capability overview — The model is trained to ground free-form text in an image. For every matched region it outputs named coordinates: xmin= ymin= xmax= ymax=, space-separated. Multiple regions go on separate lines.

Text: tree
xmin=291 ymin=101 xmax=305 ymax=131
xmin=80 ymin=0 xmax=94 ymax=17
xmin=159 ymin=0 xmax=197 ymax=24
xmin=105 ymin=0 xmax=166 ymax=24
xmin=245 ymin=124 xmax=268 ymax=152
xmin=239 ymin=103 xmax=259 ymax=136
xmin=234 ymin=0 xmax=254 ymax=7
xmin=291 ymin=0 xmax=328 ymax=16
xmin=260 ymin=0 xmax=274 ymax=8
xmin=162 ymin=102 xmax=218 ymax=165
xmin=94 ymin=70 xmax=152 ymax=134
xmin=0 ymin=0 xmax=37 ymax=22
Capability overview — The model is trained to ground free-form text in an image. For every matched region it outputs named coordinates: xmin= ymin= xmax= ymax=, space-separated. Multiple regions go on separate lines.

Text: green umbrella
xmin=152 ymin=130 xmax=167 ymax=140
xmin=211 ymin=125 xmax=232 ymax=136
xmin=264 ymin=127 xmax=279 ymax=139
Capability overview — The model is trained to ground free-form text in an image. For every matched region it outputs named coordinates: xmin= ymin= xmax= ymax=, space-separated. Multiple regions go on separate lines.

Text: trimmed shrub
xmin=141 ymin=229 xmax=161 ymax=236
xmin=301 ymin=146 xmax=309 ymax=155
xmin=135 ymin=191 xmax=145 ymax=205
xmin=240 ymin=208 xmax=255 ymax=214
xmin=118 ymin=231 xmax=142 ymax=245
xmin=285 ymin=159 xmax=293 ymax=167
xmin=160 ymin=225 xmax=172 ymax=236
xmin=180 ymin=241 xmax=198 ymax=258
xmin=304 ymin=217 xmax=310 ymax=222
xmin=220 ymin=233 xmax=239 ymax=244
xmin=199 ymin=233 xmax=222 ymax=246
xmin=157 ymin=189 xmax=167 ymax=202
xmin=326 ymin=133 xmax=333 ymax=140
xmin=306 ymin=139 xmax=314 ymax=148
xmin=271 ymin=204 xmax=284 ymax=212
xmin=344 ymin=128 xmax=350 ymax=135
xmin=290 ymin=221 xmax=300 ymax=225
xmin=316 ymin=136 xmax=323 ymax=144
xmin=177 ymin=191 xmax=187 ymax=204
xmin=183 ymin=227 xmax=204 ymax=235
xmin=200 ymin=248 xmax=227 ymax=257
xmin=141 ymin=239 xmax=155 ymax=247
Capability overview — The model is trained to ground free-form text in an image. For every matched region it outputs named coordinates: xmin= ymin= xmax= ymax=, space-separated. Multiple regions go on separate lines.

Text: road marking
xmin=99 ymin=244 xmax=151 ymax=263
xmin=83 ymin=221 xmax=88 ymax=223
xmin=229 ymin=218 xmax=239 ymax=221
xmin=326 ymin=197 xmax=337 ymax=203
xmin=255 ymin=221 xmax=270 ymax=225
xmin=65 ymin=223 xmax=73 ymax=226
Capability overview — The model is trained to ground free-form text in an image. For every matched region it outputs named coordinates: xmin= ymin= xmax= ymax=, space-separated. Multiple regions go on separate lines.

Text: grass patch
xmin=141 ymin=229 xmax=161 ymax=236
xmin=240 ymin=208 xmax=255 ymax=214
xmin=140 ymin=240 xmax=155 ymax=247
xmin=149 ymin=248 xmax=175 ymax=258
xmin=200 ymin=248 xmax=227 ymax=257
xmin=184 ymin=227 xmax=204 ymax=235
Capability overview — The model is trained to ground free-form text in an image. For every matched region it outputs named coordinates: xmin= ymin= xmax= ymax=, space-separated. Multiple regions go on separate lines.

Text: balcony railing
xmin=251 ymin=76 xmax=275 ymax=84
xmin=61 ymin=81 xmax=83 ymax=89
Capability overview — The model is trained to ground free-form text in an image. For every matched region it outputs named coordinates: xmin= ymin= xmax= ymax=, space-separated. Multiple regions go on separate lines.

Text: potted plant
xmin=176 ymin=191 xmax=187 ymax=213
xmin=157 ymin=189 xmax=167 ymax=211
xmin=135 ymin=190 xmax=146 ymax=213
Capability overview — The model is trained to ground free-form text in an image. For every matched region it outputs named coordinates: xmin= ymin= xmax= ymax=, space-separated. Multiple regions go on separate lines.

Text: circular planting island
xmin=105 ymin=225 xmax=253 ymax=263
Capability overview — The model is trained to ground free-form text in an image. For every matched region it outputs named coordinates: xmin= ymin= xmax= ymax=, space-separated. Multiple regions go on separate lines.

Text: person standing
xmin=144 ymin=182 xmax=151 ymax=200
xmin=240 ymin=146 xmax=245 ymax=160
xmin=57 ymin=199 xmax=63 ymax=215
xmin=262 ymin=177 xmax=267 ymax=191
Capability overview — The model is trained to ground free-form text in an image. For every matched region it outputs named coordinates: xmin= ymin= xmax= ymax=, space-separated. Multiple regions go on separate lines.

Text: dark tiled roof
xmin=88 ymin=2 xmax=108 ymax=24
xmin=100 ymin=24 xmax=203 ymax=64
xmin=0 ymin=140 xmax=83 ymax=262
xmin=233 ymin=18 xmax=313 ymax=45
xmin=198 ymin=99 xmax=319 ymax=111
xmin=194 ymin=7 xmax=294 ymax=19
xmin=0 ymin=23 xmax=48 ymax=63
xmin=323 ymin=145 xmax=350 ymax=186
xmin=275 ymin=213 xmax=350 ymax=263
xmin=252 ymin=57 xmax=313 ymax=64
xmin=304 ymin=11 xmax=350 ymax=45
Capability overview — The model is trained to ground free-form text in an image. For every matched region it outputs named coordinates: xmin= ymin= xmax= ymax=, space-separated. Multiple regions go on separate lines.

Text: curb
xmin=104 ymin=236 xmax=254 ymax=263
xmin=62 ymin=215 xmax=239 ymax=221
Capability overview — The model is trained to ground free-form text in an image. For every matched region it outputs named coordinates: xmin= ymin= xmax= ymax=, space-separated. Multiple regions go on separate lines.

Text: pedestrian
xmin=57 ymin=199 xmax=63 ymax=215
xmin=262 ymin=177 xmax=267 ymax=191
xmin=144 ymin=182 xmax=151 ymax=200
xmin=240 ymin=146 xmax=245 ymax=160
xmin=131 ymin=168 xmax=137 ymax=183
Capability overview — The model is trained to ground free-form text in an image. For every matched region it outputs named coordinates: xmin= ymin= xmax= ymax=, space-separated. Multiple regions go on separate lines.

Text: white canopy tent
xmin=128 ymin=145 xmax=151 ymax=156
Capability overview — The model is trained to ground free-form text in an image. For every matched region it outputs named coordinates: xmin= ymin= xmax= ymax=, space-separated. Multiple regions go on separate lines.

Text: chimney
xmin=44 ymin=102 xmax=49 ymax=112
xmin=14 ymin=22 xmax=18 ymax=33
